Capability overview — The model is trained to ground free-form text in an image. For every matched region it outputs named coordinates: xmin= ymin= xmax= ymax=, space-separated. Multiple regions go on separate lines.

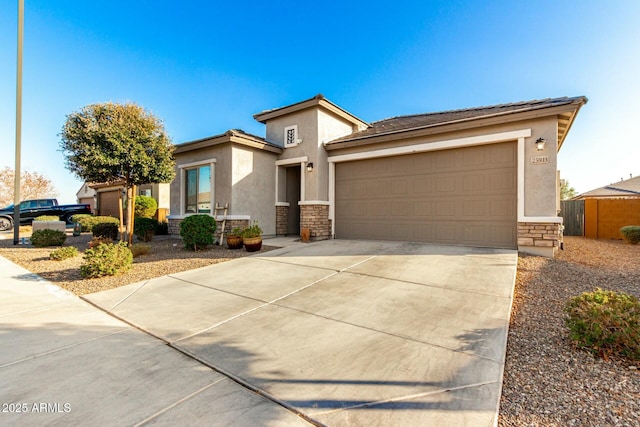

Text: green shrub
xmin=34 ymin=215 xmax=61 ymax=222
xmin=229 ymin=226 xmax=244 ymax=237
xmin=71 ymin=213 xmax=93 ymax=227
xmin=89 ymin=236 xmax=114 ymax=248
xmin=154 ymin=220 xmax=169 ymax=235
xmin=30 ymin=229 xmax=67 ymax=247
xmin=92 ymin=222 xmax=119 ymax=240
xmin=49 ymin=246 xmax=79 ymax=261
xmin=241 ymin=221 xmax=262 ymax=238
xmin=75 ymin=215 xmax=119 ymax=233
xmin=130 ymin=243 xmax=150 ymax=258
xmin=179 ymin=214 xmax=216 ymax=250
xmin=134 ymin=195 xmax=157 ymax=219
xmin=134 ymin=217 xmax=157 ymax=242
xmin=620 ymin=225 xmax=640 ymax=244
xmin=564 ymin=288 xmax=640 ymax=360
xmin=80 ymin=241 xmax=133 ymax=278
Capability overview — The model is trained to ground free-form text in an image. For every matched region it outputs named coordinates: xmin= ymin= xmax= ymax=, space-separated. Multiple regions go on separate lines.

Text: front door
xmin=285 ymin=166 xmax=301 ymax=235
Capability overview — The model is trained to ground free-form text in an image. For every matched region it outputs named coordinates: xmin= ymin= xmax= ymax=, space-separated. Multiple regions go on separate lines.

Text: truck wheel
xmin=0 ymin=217 xmax=13 ymax=231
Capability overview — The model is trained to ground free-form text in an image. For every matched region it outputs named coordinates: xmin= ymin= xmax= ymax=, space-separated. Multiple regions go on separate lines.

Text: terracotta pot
xmin=243 ymin=236 xmax=262 ymax=252
xmin=226 ymin=235 xmax=243 ymax=249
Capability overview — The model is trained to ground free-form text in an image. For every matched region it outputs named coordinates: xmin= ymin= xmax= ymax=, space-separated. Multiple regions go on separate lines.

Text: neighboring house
xmin=88 ymin=181 xmax=170 ymax=221
xmin=573 ymin=175 xmax=640 ymax=199
xmin=168 ymin=94 xmax=587 ymax=257
xmin=75 ymin=182 xmax=96 ymax=212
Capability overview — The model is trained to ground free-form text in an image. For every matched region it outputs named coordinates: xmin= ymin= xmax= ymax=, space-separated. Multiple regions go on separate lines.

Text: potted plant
xmin=242 ymin=221 xmax=263 ymax=252
xmin=226 ymin=226 xmax=244 ymax=249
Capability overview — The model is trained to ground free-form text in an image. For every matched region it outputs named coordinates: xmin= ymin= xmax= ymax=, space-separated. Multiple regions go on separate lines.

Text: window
xmin=184 ymin=165 xmax=211 ymax=214
xmin=284 ymin=125 xmax=298 ymax=147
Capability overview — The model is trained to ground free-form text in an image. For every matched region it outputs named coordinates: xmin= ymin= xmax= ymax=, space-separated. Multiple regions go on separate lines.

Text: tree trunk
xmin=128 ymin=185 xmax=136 ymax=245
xmin=118 ymin=189 xmax=125 ymax=241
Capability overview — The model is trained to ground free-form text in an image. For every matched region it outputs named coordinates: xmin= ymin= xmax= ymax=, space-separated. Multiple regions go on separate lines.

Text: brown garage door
xmin=335 ymin=142 xmax=517 ymax=248
xmin=98 ymin=190 xmax=121 ymax=219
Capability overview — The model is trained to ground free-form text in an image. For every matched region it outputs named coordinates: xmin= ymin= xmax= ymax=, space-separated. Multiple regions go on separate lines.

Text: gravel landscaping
xmin=499 ymin=236 xmax=640 ymax=427
xmin=0 ymin=231 xmax=277 ymax=295
xmin=1 ymin=231 xmax=638 ymax=425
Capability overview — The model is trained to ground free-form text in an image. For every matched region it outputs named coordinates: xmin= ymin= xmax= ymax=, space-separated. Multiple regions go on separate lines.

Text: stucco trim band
xmin=298 ymin=201 xmax=330 ymax=206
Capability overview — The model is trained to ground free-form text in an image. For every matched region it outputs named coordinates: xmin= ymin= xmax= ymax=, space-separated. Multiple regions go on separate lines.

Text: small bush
xmin=134 ymin=195 xmax=158 ymax=219
xmin=564 ymin=288 xmax=640 ymax=360
xmin=130 ymin=243 xmax=150 ymax=258
xmin=134 ymin=217 xmax=157 ymax=242
xmin=30 ymin=229 xmax=67 ymax=247
xmin=93 ymin=222 xmax=119 ymax=240
xmin=620 ymin=225 xmax=640 ymax=244
xmin=34 ymin=215 xmax=61 ymax=222
xmin=49 ymin=246 xmax=79 ymax=261
xmin=180 ymin=215 xmax=216 ymax=250
xmin=241 ymin=221 xmax=262 ymax=238
xmin=80 ymin=241 xmax=133 ymax=278
xmin=75 ymin=215 xmax=119 ymax=233
xmin=71 ymin=213 xmax=93 ymax=227
xmin=89 ymin=237 xmax=115 ymax=248
xmin=154 ymin=220 xmax=169 ymax=235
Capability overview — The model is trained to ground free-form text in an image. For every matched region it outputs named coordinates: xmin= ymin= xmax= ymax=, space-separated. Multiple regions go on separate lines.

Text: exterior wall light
xmin=306 ymin=162 xmax=314 ymax=172
xmin=535 ymin=138 xmax=546 ymax=151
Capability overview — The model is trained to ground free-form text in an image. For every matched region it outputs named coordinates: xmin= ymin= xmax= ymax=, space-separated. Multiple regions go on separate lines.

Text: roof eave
xmin=174 ymin=131 xmax=282 ymax=155
xmin=325 ymin=98 xmax=588 ymax=151
xmin=253 ymin=94 xmax=369 ymax=129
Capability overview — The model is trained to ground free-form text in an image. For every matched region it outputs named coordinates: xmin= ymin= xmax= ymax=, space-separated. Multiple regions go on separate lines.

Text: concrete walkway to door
xmin=83 ymin=239 xmax=518 ymax=426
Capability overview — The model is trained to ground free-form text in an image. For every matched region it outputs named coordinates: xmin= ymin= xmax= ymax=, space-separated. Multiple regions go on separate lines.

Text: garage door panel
xmin=335 ymin=143 xmax=517 ymax=248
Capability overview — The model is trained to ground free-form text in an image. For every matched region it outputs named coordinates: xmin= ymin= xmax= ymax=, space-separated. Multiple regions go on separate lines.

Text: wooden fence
xmin=583 ymin=199 xmax=640 ymax=239
xmin=560 ymin=200 xmax=584 ymax=236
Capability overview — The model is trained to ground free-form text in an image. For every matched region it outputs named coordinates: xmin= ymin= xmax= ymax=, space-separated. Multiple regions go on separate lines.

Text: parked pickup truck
xmin=0 ymin=198 xmax=92 ymax=231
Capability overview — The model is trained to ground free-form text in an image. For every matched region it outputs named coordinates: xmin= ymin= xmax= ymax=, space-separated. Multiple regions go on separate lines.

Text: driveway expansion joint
xmin=169 ymin=345 xmax=325 ymax=427
xmin=132 ymin=379 xmax=225 ymax=427
xmin=311 ymin=380 xmax=500 ymax=415
xmin=0 ymin=329 xmax=128 ymax=369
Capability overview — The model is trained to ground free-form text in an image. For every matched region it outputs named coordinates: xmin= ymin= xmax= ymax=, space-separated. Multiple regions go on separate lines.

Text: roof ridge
xmin=370 ymin=97 xmax=574 ymax=125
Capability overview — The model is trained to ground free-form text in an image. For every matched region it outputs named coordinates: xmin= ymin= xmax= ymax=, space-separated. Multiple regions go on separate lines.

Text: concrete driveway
xmin=82 ymin=239 xmax=517 ymax=426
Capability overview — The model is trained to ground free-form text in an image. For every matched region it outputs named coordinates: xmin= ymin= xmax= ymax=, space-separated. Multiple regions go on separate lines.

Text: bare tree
xmin=0 ymin=167 xmax=57 ymax=207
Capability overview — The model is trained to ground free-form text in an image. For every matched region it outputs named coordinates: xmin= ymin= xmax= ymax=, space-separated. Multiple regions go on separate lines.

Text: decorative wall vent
xmin=284 ymin=125 xmax=298 ymax=147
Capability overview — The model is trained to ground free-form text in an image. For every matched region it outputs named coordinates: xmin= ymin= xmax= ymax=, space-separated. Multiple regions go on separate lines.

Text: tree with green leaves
xmin=560 ymin=179 xmax=577 ymax=200
xmin=60 ymin=102 xmax=175 ymax=243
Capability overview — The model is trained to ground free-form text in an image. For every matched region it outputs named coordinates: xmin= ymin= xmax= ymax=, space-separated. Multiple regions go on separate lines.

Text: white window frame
xmin=178 ymin=159 xmax=216 ymax=216
xmin=284 ymin=125 xmax=299 ymax=148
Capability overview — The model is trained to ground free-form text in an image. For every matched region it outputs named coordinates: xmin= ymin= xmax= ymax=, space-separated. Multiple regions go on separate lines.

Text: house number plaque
xmin=530 ymin=156 xmax=549 ymax=165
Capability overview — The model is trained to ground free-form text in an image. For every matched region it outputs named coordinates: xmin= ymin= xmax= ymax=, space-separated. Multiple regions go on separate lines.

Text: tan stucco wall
xmin=326 ymin=116 xmax=561 ymax=219
xmin=267 ymin=108 xmax=358 ymax=202
xmin=231 ymin=145 xmax=277 ymax=235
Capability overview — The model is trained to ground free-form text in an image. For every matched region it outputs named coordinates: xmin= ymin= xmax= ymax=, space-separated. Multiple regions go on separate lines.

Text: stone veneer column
xmin=517 ymin=222 xmax=562 ymax=256
xmin=275 ymin=204 xmax=289 ymax=236
xmin=168 ymin=217 xmax=182 ymax=236
xmin=299 ymin=204 xmax=331 ymax=241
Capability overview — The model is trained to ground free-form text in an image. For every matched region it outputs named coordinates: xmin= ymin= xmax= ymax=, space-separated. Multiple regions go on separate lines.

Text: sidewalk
xmin=0 ymin=255 xmax=312 ymax=426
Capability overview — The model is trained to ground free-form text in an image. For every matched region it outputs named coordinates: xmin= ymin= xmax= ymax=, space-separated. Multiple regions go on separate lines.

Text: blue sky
xmin=1 ymin=1 xmax=639 ymax=203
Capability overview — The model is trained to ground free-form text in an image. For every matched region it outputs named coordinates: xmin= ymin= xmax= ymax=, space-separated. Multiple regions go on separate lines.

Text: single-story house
xmin=168 ymin=94 xmax=587 ymax=257
xmin=573 ymin=174 xmax=640 ymax=200
xmin=88 ymin=181 xmax=170 ymax=222
xmin=75 ymin=182 xmax=96 ymax=212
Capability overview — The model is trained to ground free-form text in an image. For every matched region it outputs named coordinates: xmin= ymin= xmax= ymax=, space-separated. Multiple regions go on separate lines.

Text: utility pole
xmin=13 ymin=0 xmax=24 ymax=245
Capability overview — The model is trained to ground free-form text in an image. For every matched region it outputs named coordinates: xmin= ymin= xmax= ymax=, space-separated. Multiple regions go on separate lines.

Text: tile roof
xmin=174 ymin=128 xmax=282 ymax=154
xmin=576 ymin=175 xmax=640 ymax=198
xmin=326 ymin=96 xmax=587 ymax=144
